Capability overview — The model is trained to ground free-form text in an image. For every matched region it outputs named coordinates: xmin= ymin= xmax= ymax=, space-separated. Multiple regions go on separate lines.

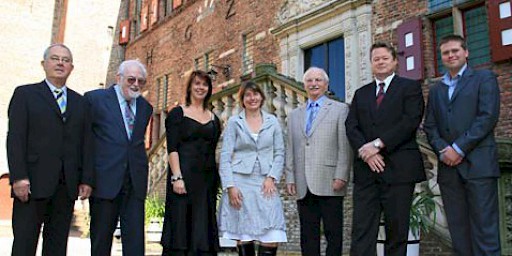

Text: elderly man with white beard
xmin=85 ymin=59 xmax=153 ymax=256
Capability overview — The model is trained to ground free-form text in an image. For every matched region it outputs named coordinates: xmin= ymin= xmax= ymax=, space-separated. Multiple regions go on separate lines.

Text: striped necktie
xmin=54 ymin=89 xmax=66 ymax=114
xmin=376 ymin=82 xmax=385 ymax=107
xmin=125 ymin=100 xmax=135 ymax=138
xmin=306 ymin=102 xmax=318 ymax=135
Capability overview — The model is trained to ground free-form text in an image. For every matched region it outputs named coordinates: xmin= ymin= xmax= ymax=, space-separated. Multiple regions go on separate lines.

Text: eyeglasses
xmin=305 ymin=78 xmax=325 ymax=83
xmin=48 ymin=55 xmax=72 ymax=64
xmin=125 ymin=76 xmax=147 ymax=86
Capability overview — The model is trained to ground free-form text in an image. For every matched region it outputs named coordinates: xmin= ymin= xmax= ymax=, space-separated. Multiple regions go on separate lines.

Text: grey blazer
xmin=219 ymin=110 xmax=285 ymax=190
xmin=424 ymin=68 xmax=500 ymax=179
xmin=285 ymin=98 xmax=352 ymax=200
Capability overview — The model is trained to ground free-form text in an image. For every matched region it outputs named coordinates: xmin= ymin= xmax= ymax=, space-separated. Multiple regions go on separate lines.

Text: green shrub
xmin=145 ymin=196 xmax=165 ymax=224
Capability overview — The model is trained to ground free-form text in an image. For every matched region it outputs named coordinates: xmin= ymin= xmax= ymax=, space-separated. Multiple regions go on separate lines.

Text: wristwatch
xmin=373 ymin=140 xmax=382 ymax=149
xmin=171 ymin=175 xmax=183 ymax=183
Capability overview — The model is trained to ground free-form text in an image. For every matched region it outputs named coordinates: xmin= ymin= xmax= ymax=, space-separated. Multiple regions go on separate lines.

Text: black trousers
xmin=350 ymin=181 xmax=414 ymax=256
xmin=439 ymin=169 xmax=500 ymax=256
xmin=11 ymin=181 xmax=75 ymax=256
xmin=297 ymin=190 xmax=344 ymax=256
xmin=90 ymin=176 xmax=145 ymax=256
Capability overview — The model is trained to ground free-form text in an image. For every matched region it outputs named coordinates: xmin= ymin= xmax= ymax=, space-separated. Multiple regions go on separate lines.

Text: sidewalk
xmin=0 ymin=221 xmax=164 ymax=256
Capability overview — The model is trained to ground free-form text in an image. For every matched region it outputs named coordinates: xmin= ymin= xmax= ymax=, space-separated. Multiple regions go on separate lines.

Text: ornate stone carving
xmin=277 ymin=0 xmax=332 ymax=24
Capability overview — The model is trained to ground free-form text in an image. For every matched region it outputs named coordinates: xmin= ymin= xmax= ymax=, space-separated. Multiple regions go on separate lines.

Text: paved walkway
xmin=0 ymin=221 xmax=160 ymax=256
xmin=0 ymin=221 xmax=242 ymax=255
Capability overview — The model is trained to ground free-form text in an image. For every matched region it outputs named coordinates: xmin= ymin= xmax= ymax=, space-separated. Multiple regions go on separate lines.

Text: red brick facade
xmin=372 ymin=0 xmax=511 ymax=138
xmin=122 ymin=0 xmax=283 ymax=114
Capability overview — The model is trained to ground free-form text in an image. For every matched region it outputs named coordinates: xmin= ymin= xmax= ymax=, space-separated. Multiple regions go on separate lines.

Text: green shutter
xmin=465 ymin=6 xmax=491 ymax=67
xmin=434 ymin=16 xmax=454 ymax=74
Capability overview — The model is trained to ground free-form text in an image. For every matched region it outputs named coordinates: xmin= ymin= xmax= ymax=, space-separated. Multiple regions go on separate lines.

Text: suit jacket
xmin=219 ymin=110 xmax=285 ymax=190
xmin=345 ymin=75 xmax=425 ymax=185
xmin=285 ymin=98 xmax=352 ymax=200
xmin=424 ymin=68 xmax=500 ymax=180
xmin=85 ymin=86 xmax=153 ymax=200
xmin=7 ymin=81 xmax=94 ymax=199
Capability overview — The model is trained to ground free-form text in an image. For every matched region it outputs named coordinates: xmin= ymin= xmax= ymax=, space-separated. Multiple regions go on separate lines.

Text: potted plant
xmin=145 ymin=196 xmax=165 ymax=243
xmin=377 ymin=190 xmax=436 ymax=256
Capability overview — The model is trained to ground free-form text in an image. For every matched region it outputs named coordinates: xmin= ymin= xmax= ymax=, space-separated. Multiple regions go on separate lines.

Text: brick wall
xmin=123 ymin=0 xmax=283 ymax=112
xmin=372 ymin=0 xmax=511 ymax=138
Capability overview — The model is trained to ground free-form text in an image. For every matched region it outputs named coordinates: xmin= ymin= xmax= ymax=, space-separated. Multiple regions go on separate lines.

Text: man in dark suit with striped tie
xmin=7 ymin=44 xmax=94 ymax=256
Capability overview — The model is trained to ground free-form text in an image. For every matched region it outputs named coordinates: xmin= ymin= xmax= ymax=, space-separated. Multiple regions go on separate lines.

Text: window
xmin=155 ymin=75 xmax=169 ymax=112
xmin=163 ymin=75 xmax=168 ymax=111
xmin=242 ymin=32 xmax=254 ymax=75
xmin=134 ymin=0 xmax=142 ymax=36
xmin=304 ymin=37 xmax=345 ymax=101
xmin=432 ymin=4 xmax=490 ymax=75
xmin=165 ymin=0 xmax=181 ymax=16
xmin=194 ymin=52 xmax=213 ymax=71
xmin=428 ymin=0 xmax=451 ymax=12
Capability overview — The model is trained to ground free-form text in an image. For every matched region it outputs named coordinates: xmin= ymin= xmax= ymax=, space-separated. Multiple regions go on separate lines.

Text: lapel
xmin=64 ymin=89 xmax=76 ymax=121
xmin=235 ymin=110 xmax=273 ymax=144
xmin=36 ymin=81 xmax=63 ymax=119
xmin=361 ymin=83 xmax=378 ymax=121
xmin=377 ymin=76 xmax=400 ymax=111
xmin=450 ymin=68 xmax=473 ymax=104
xmin=106 ymin=86 xmax=130 ymax=141
xmin=438 ymin=81 xmax=450 ymax=106
xmin=131 ymin=97 xmax=147 ymax=141
xmin=308 ymin=98 xmax=332 ymax=136
xmin=298 ymin=104 xmax=307 ymax=138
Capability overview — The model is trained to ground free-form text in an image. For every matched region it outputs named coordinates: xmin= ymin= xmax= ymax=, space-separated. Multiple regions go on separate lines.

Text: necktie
xmin=125 ymin=100 xmax=135 ymax=138
xmin=54 ymin=89 xmax=66 ymax=114
xmin=306 ymin=102 xmax=318 ymax=135
xmin=376 ymin=82 xmax=385 ymax=107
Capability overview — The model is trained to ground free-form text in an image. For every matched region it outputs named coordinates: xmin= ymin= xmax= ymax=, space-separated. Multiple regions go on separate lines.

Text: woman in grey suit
xmin=218 ymin=82 xmax=287 ymax=256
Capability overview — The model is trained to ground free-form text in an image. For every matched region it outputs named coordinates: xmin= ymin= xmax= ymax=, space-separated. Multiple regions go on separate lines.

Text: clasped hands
xmin=440 ymin=146 xmax=463 ymax=166
xmin=358 ymin=139 xmax=385 ymax=173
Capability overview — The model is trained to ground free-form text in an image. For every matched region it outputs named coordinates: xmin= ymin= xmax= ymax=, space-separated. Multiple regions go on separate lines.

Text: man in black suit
xmin=7 ymin=44 xmax=94 ymax=256
xmin=85 ymin=59 xmax=153 ymax=256
xmin=346 ymin=42 xmax=425 ymax=256
xmin=424 ymin=35 xmax=501 ymax=255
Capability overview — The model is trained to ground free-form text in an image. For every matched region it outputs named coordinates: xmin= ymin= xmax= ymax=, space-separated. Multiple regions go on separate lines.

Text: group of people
xmin=7 ymin=33 xmax=501 ymax=256
xmin=8 ymin=44 xmax=152 ymax=256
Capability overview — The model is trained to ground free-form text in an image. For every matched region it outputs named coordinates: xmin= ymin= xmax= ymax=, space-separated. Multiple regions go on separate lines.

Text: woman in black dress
xmin=161 ymin=70 xmax=221 ymax=256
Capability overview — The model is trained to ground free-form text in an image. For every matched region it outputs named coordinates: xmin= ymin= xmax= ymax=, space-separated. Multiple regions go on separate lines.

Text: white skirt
xmin=221 ymin=230 xmax=288 ymax=243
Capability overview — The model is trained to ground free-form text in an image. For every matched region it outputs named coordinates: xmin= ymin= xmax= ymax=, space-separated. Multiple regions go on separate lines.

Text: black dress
xmin=161 ymin=106 xmax=221 ymax=254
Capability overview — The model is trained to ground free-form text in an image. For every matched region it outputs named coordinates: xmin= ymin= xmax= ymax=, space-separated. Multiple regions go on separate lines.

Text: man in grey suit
xmin=424 ymin=35 xmax=501 ymax=255
xmin=285 ymin=67 xmax=352 ymax=256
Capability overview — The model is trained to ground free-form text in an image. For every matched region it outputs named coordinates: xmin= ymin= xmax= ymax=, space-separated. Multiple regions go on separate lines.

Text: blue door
xmin=304 ymin=37 xmax=345 ymax=101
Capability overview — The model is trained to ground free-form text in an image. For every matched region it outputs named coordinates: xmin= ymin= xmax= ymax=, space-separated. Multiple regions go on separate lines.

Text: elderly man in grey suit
xmin=285 ymin=67 xmax=352 ymax=256
xmin=424 ymin=35 xmax=501 ymax=255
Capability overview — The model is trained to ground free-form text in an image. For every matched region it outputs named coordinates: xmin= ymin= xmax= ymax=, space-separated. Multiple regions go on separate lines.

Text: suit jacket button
xmin=306 ymin=142 xmax=310 ymax=146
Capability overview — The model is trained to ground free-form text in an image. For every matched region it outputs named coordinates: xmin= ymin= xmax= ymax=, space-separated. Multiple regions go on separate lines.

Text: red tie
xmin=376 ymin=82 xmax=385 ymax=107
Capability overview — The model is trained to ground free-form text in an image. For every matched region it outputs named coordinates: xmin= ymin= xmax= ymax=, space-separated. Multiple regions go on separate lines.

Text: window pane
xmin=434 ymin=16 xmax=454 ymax=74
xmin=304 ymin=37 xmax=345 ymax=101
xmin=428 ymin=0 xmax=451 ymax=12
xmin=465 ymin=6 xmax=491 ymax=66
xmin=328 ymin=37 xmax=345 ymax=101
xmin=305 ymin=44 xmax=327 ymax=70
